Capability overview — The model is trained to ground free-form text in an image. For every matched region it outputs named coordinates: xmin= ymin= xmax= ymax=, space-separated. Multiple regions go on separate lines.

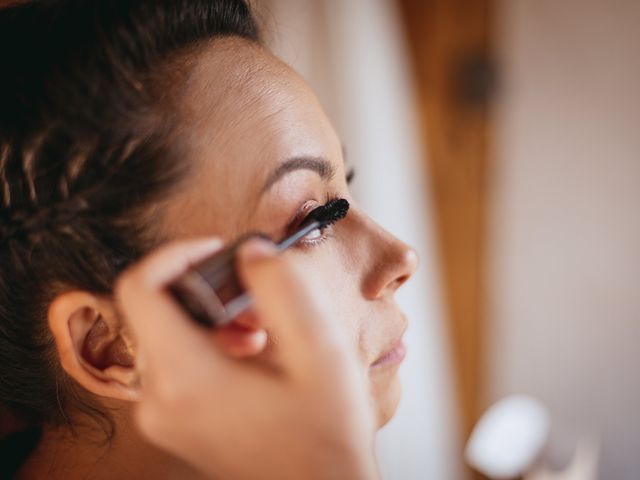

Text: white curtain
xmin=262 ymin=1 xmax=463 ymax=478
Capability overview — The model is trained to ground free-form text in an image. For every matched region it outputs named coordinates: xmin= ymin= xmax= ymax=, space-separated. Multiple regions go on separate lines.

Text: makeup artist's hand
xmin=114 ymin=237 xmax=379 ymax=480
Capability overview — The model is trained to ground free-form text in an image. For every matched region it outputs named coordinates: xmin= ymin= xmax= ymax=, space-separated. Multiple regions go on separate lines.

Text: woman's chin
xmin=371 ymin=371 xmax=403 ymax=428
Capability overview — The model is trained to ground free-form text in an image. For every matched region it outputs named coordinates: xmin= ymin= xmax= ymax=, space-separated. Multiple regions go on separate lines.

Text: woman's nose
xmin=361 ymin=224 xmax=419 ymax=300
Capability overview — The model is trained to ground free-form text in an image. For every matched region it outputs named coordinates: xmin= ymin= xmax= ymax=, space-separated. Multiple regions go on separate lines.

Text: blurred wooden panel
xmin=397 ymin=0 xmax=495 ymax=451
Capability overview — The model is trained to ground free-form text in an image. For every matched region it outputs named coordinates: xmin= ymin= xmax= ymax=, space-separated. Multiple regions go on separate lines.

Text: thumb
xmin=236 ymin=238 xmax=348 ymax=377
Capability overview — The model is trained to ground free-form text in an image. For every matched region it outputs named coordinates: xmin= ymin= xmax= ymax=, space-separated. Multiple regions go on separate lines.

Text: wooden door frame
xmin=397 ymin=0 xmax=495 ymax=458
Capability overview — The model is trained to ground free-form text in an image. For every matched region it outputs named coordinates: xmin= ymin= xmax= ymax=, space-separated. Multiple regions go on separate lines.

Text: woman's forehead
xmin=181 ymin=37 xmax=340 ymax=171
xmin=159 ymin=38 xmax=343 ymax=238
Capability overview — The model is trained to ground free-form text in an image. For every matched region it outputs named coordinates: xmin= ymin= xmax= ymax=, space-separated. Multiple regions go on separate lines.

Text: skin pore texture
xmin=20 ymin=37 xmax=418 ymax=479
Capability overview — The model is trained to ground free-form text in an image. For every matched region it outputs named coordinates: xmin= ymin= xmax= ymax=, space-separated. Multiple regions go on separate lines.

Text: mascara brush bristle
xmin=307 ymin=198 xmax=350 ymax=227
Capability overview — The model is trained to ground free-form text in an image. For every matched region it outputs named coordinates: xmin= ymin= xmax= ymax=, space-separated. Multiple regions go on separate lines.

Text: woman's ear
xmin=48 ymin=291 xmax=140 ymax=402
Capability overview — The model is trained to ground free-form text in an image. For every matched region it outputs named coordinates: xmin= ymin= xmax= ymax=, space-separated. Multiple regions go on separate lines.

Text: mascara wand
xmin=169 ymin=198 xmax=350 ymax=328
xmin=276 ymin=198 xmax=349 ymax=250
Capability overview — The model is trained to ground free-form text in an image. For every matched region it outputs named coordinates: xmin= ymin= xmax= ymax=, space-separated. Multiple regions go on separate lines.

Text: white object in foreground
xmin=465 ymin=395 xmax=551 ymax=479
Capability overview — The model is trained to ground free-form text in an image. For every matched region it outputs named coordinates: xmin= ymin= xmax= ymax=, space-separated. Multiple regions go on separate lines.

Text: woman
xmin=0 ymin=0 xmax=417 ymax=478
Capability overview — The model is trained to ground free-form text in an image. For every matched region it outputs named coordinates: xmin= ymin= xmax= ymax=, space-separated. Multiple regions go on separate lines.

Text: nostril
xmin=394 ymin=273 xmax=411 ymax=289
xmin=387 ymin=248 xmax=418 ymax=292
xmin=376 ymin=244 xmax=419 ymax=296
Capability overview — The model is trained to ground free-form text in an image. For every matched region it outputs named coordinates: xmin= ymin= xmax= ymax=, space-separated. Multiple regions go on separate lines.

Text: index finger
xmin=236 ymin=238 xmax=350 ymax=376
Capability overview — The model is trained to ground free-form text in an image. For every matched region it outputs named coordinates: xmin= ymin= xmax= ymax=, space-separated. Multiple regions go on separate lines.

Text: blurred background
xmin=258 ymin=1 xmax=640 ymax=479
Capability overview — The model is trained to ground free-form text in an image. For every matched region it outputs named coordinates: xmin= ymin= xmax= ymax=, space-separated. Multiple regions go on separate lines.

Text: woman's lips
xmin=371 ymin=337 xmax=407 ymax=368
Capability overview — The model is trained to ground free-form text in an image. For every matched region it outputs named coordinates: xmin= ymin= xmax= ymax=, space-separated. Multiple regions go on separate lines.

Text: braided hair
xmin=0 ymin=0 xmax=260 ymax=436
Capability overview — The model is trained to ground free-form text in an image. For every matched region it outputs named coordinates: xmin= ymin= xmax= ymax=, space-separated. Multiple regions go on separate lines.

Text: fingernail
xmin=207 ymin=237 xmax=224 ymax=248
xmin=238 ymin=237 xmax=278 ymax=263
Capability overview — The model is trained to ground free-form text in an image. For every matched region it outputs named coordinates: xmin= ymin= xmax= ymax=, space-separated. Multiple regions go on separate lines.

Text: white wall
xmin=262 ymin=1 xmax=463 ymax=479
xmin=488 ymin=1 xmax=640 ymax=478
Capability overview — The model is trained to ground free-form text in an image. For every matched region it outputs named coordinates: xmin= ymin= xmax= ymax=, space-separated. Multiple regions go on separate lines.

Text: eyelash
xmin=296 ymin=193 xmax=342 ymax=247
xmin=291 ymin=167 xmax=355 ymax=249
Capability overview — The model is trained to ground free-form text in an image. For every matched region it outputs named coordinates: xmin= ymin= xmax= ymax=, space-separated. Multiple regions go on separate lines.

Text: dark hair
xmin=0 ymin=0 xmax=260 ymax=439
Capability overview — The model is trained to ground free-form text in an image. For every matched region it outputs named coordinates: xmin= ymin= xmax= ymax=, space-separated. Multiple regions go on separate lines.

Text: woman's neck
xmin=16 ymin=409 xmax=208 ymax=480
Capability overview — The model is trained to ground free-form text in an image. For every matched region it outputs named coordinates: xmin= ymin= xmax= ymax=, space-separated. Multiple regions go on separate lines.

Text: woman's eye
xmin=304 ymin=227 xmax=323 ymax=240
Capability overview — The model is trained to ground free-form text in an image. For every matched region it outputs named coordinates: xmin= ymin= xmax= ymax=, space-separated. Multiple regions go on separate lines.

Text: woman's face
xmin=160 ymin=38 xmax=418 ymax=427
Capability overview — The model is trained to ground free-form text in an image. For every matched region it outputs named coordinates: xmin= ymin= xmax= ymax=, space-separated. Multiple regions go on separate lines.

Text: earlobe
xmin=48 ymin=291 xmax=140 ymax=402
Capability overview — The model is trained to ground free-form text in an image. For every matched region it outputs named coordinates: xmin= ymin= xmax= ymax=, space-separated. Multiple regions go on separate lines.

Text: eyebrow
xmin=260 ymin=156 xmax=336 ymax=194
